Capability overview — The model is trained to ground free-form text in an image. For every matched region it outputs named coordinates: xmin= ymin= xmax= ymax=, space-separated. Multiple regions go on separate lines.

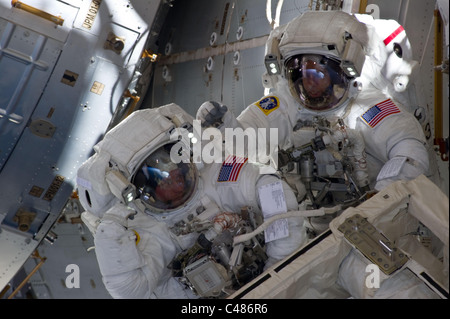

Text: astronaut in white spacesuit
xmin=198 ymin=10 xmax=433 ymax=202
xmin=353 ymin=13 xmax=441 ymax=187
xmin=76 ymin=103 xmax=307 ymax=299
xmin=197 ymin=10 xmax=439 ymax=298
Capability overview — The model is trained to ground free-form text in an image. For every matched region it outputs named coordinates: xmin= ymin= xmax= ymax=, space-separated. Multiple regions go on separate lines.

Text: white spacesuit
xmin=197 ymin=11 xmax=439 ymax=298
xmin=353 ymin=13 xmax=441 ymax=187
xmin=198 ymin=10 xmax=432 ymax=197
xmin=354 ymin=14 xmax=419 ymax=109
xmin=76 ymin=103 xmax=308 ymax=299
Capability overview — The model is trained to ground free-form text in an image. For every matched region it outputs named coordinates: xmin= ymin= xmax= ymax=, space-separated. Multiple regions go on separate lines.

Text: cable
xmin=232 ymin=205 xmax=341 ymax=245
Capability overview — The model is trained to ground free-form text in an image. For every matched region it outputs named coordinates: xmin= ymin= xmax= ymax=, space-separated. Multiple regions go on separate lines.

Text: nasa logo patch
xmin=255 ymin=96 xmax=279 ymax=115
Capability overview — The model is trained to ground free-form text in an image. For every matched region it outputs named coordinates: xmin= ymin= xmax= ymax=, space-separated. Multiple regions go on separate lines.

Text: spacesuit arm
xmin=374 ymin=138 xmax=429 ymax=191
xmin=94 ymin=202 xmax=177 ymax=298
xmin=236 ymin=103 xmax=269 ymax=131
xmin=255 ymin=174 xmax=307 ymax=267
xmin=372 ymin=113 xmax=429 ymax=191
xmin=237 ymin=94 xmax=295 ymax=153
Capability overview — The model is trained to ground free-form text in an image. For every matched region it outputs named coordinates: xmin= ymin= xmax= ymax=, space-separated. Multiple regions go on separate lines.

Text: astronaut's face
xmin=285 ymin=54 xmax=349 ymax=112
xmin=155 ymin=168 xmax=185 ymax=204
xmin=302 ymin=60 xmax=332 ymax=98
xmin=132 ymin=143 xmax=198 ymax=212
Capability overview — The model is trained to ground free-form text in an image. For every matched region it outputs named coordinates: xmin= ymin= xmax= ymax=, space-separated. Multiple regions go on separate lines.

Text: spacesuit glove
xmin=101 ymin=202 xmax=137 ymax=227
xmin=196 ymin=101 xmax=230 ymax=128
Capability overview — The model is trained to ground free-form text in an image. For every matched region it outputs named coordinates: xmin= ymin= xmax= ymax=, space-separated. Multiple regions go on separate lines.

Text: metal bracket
xmin=338 ymin=214 xmax=408 ymax=275
xmin=13 ymin=208 xmax=36 ymax=232
xmin=29 ymin=119 xmax=56 ymax=138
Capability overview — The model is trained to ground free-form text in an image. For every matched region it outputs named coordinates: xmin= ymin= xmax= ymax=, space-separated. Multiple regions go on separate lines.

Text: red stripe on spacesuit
xmin=383 ymin=25 xmax=405 ymax=45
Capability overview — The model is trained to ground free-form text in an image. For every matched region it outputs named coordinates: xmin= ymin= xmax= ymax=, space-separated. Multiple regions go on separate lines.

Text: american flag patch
xmin=361 ymin=99 xmax=400 ymax=128
xmin=217 ymin=155 xmax=248 ymax=182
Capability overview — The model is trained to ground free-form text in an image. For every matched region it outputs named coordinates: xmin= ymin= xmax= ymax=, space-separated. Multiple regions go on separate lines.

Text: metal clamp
xmin=338 ymin=214 xmax=408 ymax=275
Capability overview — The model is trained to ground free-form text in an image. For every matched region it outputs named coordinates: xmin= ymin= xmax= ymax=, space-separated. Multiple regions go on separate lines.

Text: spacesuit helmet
xmin=77 ymin=103 xmax=200 ymax=217
xmin=285 ymin=54 xmax=350 ymax=111
xmin=131 ymin=142 xmax=198 ymax=212
xmin=265 ymin=11 xmax=371 ymax=114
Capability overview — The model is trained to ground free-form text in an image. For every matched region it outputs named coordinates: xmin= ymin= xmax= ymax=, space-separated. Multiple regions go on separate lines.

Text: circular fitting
xmin=164 ymin=42 xmax=172 ymax=55
xmin=112 ymin=37 xmax=125 ymax=52
xmin=233 ymin=51 xmax=240 ymax=65
xmin=209 ymin=32 xmax=218 ymax=46
xmin=206 ymin=56 xmax=214 ymax=71
xmin=236 ymin=26 xmax=244 ymax=40
xmin=105 ymin=32 xmax=125 ymax=53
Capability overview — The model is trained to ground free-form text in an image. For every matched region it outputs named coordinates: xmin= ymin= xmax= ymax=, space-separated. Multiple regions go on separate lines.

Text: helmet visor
xmin=132 ymin=143 xmax=197 ymax=211
xmin=285 ymin=54 xmax=349 ymax=112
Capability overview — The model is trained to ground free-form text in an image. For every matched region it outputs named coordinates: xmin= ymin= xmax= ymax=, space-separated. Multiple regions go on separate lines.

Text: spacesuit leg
xmin=337 ymin=249 xmax=440 ymax=299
